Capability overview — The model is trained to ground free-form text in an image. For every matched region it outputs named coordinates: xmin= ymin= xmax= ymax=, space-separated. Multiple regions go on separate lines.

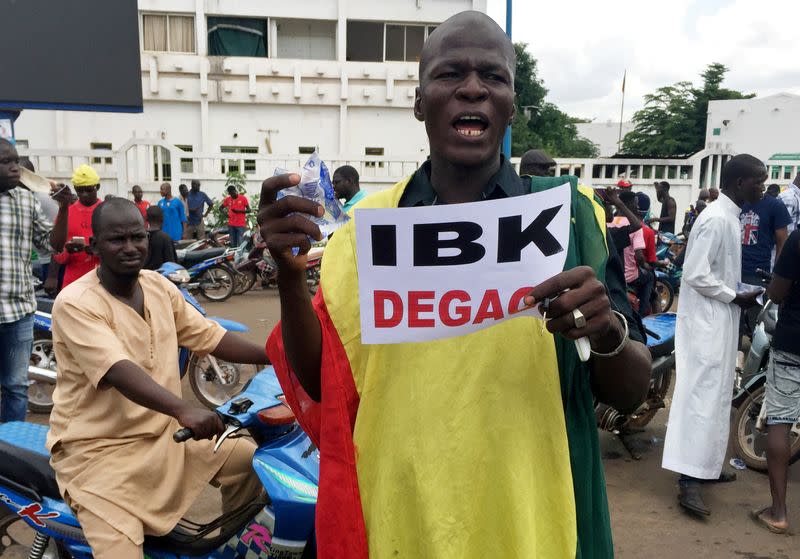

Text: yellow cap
xmin=71 ymin=164 xmax=100 ymax=187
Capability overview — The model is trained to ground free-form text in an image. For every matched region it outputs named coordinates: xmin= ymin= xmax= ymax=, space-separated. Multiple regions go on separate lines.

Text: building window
xmin=176 ymin=144 xmax=194 ymax=174
xmin=346 ymin=21 xmax=383 ymax=62
xmin=142 ymin=14 xmax=196 ymax=53
xmin=785 ymin=167 xmax=794 ymax=180
xmin=14 ymin=139 xmax=29 ymax=149
xmin=298 ymin=146 xmax=316 ymax=155
xmin=365 ymin=147 xmax=384 ymax=156
xmin=712 ymin=127 xmax=721 ymax=136
xmin=153 ymin=146 xmax=171 ymax=182
xmin=91 ymin=142 xmax=113 ymax=165
xmin=208 ymin=17 xmax=268 ymax=57
xmin=771 ymin=166 xmax=781 ymax=180
xmin=221 ymin=146 xmax=258 ymax=174
xmin=276 ymin=19 xmax=335 ymax=60
xmin=390 ymin=24 xmax=430 ymax=62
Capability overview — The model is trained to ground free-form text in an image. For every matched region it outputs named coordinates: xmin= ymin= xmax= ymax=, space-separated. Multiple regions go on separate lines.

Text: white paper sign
xmin=355 ymin=183 xmax=571 ymax=344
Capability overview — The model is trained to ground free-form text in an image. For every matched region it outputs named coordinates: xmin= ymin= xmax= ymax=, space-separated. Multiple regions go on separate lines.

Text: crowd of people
xmin=1 ymin=8 xmax=800 ymax=558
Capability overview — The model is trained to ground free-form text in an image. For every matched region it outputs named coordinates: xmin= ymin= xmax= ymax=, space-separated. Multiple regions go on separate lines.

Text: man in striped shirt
xmin=0 ymin=139 xmax=71 ymax=421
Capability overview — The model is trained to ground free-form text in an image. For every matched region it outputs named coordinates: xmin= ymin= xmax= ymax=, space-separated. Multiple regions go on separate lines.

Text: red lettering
xmin=408 ymin=291 xmax=436 ymax=327
xmin=473 ymin=289 xmax=504 ymax=324
xmin=438 ymin=290 xmax=472 ymax=326
xmin=374 ymin=290 xmax=403 ymax=327
xmin=508 ymin=286 xmax=534 ymax=315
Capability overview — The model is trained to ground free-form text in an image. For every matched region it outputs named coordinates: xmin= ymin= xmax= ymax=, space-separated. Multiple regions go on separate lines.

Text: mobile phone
xmin=70 ymin=236 xmax=85 ymax=245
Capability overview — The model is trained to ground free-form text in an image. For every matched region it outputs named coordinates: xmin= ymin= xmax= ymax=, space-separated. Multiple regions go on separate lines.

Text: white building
xmin=575 ymin=120 xmax=633 ymax=157
xmin=15 ymin=0 xmax=485 ymax=195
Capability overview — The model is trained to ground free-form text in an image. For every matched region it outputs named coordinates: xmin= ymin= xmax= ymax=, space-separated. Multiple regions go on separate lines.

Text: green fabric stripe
xmin=528 ymin=176 xmax=613 ymax=559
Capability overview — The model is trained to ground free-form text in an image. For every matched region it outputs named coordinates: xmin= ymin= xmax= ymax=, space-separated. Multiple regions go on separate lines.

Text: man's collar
xmin=399 ymin=155 xmax=524 ymax=208
xmin=0 ymin=186 xmax=22 ymax=198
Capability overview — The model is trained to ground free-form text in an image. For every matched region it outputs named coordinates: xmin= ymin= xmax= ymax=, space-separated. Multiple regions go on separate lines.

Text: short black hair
xmin=334 ymin=165 xmax=359 ymax=184
xmin=618 ymin=190 xmax=638 ymax=205
xmin=721 ymin=154 xmax=765 ymax=188
xmin=146 ymin=205 xmax=163 ymax=223
xmin=227 ymin=185 xmax=237 ymax=193
xmin=659 ymin=181 xmax=670 ymax=190
xmin=91 ymin=198 xmax=144 ymax=236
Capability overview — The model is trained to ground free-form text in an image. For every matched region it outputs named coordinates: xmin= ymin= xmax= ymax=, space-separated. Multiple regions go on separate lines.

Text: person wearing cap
xmin=636 ymin=192 xmax=658 ymax=315
xmin=616 ymin=179 xmax=633 ymax=189
xmin=50 ymin=164 xmax=102 ymax=288
xmin=519 ymin=149 xmax=557 ymax=177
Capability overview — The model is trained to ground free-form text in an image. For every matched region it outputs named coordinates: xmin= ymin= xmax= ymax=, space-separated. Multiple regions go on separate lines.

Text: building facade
xmin=15 ymin=0 xmax=486 ymax=169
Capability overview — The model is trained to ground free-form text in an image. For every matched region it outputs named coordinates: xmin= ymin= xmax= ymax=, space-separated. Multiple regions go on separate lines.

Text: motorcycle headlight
xmin=167 ymin=269 xmax=191 ymax=284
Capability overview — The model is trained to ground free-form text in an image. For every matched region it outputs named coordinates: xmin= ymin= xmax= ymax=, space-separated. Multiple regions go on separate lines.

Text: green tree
xmin=621 ymin=63 xmax=754 ymax=157
xmin=511 ymin=43 xmax=598 ymax=158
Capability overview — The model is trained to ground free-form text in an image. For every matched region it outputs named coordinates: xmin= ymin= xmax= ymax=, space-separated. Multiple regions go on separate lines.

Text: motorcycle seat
xmin=179 ymin=248 xmax=226 ymax=266
xmin=36 ymin=298 xmax=55 ymax=314
xmin=642 ymin=313 xmax=676 ymax=359
xmin=0 ymin=422 xmax=60 ymax=500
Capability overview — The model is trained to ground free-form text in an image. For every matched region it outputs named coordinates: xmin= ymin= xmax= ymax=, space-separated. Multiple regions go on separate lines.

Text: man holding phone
xmin=51 ymin=165 xmax=102 ymax=288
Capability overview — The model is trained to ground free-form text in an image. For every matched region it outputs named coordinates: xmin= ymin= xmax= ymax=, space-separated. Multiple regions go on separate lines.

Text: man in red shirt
xmin=636 ymin=192 xmax=658 ymax=315
xmin=51 ymin=165 xmax=102 ymax=288
xmin=221 ymin=185 xmax=249 ymax=247
xmin=131 ymin=184 xmax=150 ymax=221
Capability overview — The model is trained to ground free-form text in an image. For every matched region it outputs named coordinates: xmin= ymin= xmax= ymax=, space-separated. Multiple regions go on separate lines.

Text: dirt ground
xmin=11 ymin=288 xmax=800 ymax=558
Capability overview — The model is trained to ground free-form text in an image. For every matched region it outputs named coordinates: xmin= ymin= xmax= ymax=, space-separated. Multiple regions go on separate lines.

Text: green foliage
xmin=206 ymin=170 xmax=260 ymax=230
xmin=622 ymin=63 xmax=754 ymax=157
xmin=511 ymin=43 xmax=599 ymax=158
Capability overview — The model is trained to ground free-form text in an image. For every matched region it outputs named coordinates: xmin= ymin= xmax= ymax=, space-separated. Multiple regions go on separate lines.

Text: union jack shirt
xmin=0 ymin=187 xmax=52 ymax=323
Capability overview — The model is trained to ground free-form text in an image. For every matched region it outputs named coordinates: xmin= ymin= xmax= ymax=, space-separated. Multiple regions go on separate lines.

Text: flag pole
xmin=617 ymin=70 xmax=626 ymax=153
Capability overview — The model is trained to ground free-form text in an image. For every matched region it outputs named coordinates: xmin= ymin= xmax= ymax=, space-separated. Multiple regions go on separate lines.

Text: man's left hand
xmin=524 ymin=266 xmax=623 ymax=349
xmin=50 ymin=183 xmax=73 ymax=208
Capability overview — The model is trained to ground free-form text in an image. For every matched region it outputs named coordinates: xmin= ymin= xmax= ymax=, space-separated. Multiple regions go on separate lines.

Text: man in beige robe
xmin=47 ymin=198 xmax=269 ymax=558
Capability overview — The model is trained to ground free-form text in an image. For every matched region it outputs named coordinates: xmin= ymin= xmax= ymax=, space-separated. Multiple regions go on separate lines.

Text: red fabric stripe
xmin=267 ymin=288 xmax=369 ymax=559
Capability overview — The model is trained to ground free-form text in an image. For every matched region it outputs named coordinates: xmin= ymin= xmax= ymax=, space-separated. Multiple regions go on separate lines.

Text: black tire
xmin=198 ymin=265 xmax=235 ymax=302
xmin=652 ymin=278 xmax=675 ymax=313
xmin=28 ymin=332 xmax=56 ymax=414
xmin=187 ymin=353 xmax=256 ymax=409
xmin=628 ymin=367 xmax=673 ymax=429
xmin=233 ymin=268 xmax=257 ymax=295
xmin=733 ymin=383 xmax=800 ymax=472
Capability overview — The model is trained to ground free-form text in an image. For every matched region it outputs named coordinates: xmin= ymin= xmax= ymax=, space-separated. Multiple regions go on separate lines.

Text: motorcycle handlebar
xmin=173 ymin=428 xmax=194 ymax=443
xmin=755 ymin=268 xmax=773 ymax=281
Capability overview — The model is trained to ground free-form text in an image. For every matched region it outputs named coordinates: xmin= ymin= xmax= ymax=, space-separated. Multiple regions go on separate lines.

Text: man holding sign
xmin=259 ymin=11 xmax=650 ymax=559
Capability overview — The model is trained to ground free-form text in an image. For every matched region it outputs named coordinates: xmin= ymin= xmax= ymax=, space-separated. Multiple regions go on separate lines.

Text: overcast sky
xmin=486 ymin=0 xmax=800 ymax=122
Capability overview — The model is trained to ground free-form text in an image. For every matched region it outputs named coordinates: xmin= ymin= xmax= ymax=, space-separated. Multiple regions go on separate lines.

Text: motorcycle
xmin=596 ymin=312 xmax=676 ymax=458
xmin=0 ymin=367 xmax=319 ymax=558
xmin=176 ymin=247 xmax=238 ymax=303
xmin=27 ymin=265 xmax=255 ymax=412
xmin=652 ymin=232 xmax=684 ymax=313
xmin=234 ymin=232 xmax=323 ymax=296
xmin=732 ymin=270 xmax=800 ymax=471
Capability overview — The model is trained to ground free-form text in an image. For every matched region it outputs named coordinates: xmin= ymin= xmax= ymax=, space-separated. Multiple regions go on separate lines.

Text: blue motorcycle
xmin=28 ymin=297 xmax=58 ymax=414
xmin=177 ymin=247 xmax=238 ymax=303
xmin=0 ymin=367 xmax=319 ymax=558
xmin=653 ymin=232 xmax=684 ymax=313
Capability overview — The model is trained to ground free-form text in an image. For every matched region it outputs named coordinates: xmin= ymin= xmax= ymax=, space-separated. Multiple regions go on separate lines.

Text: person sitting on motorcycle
xmin=143 ymin=205 xmax=177 ymax=270
xmin=47 ymin=198 xmax=268 ymax=558
xmin=257 ymin=11 xmax=651 ymax=559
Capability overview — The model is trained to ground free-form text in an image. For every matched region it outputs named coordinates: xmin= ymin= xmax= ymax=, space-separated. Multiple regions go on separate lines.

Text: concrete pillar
xmin=339 ymin=103 xmax=347 ymax=156
xmin=337 ymin=0 xmax=347 ymax=63
xmin=195 ymin=0 xmax=207 ymax=56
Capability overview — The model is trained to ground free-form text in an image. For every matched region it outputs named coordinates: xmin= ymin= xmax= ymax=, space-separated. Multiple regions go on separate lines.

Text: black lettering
xmin=497 ymin=205 xmax=564 ymax=262
xmin=371 ymin=225 xmax=397 ymax=266
xmin=413 ymin=222 xmax=485 ymax=266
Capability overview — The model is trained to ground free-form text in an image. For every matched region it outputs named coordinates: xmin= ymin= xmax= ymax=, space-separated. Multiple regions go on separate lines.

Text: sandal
xmin=750 ymin=507 xmax=788 ymax=534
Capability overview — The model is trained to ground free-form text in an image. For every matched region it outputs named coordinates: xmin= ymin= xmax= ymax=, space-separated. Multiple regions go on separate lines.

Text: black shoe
xmin=712 ymin=470 xmax=737 ymax=483
xmin=678 ymin=483 xmax=711 ymax=516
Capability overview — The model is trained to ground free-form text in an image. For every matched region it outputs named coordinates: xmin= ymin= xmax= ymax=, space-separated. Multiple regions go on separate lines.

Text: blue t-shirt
xmin=186 ymin=190 xmax=213 ymax=225
xmin=158 ymin=197 xmax=186 ymax=242
xmin=740 ymin=195 xmax=792 ymax=277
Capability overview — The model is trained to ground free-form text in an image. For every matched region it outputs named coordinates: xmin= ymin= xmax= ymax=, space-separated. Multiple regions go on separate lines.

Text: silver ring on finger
xmin=572 ymin=308 xmax=587 ymax=329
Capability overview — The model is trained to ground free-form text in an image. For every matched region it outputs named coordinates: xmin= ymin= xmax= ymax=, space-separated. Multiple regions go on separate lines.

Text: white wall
xmin=347 ymin=106 xmax=427 ymax=157
xmin=706 ymin=93 xmax=800 ymax=162
xmin=575 ymin=121 xmax=633 ymax=157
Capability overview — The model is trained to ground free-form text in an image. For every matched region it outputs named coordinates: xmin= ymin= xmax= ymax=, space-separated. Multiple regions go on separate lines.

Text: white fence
xmin=19 ymin=137 xmax=734 ymax=213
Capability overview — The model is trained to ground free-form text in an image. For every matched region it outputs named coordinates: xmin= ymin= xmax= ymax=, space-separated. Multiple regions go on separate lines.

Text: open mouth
xmin=452 ymin=114 xmax=489 ymax=138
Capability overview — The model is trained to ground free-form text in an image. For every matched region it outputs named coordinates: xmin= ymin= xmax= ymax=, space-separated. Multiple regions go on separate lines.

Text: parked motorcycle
xmin=234 ymin=231 xmax=323 ymax=296
xmin=176 ymin=247 xmax=238 ymax=302
xmin=27 ymin=298 xmax=58 ymax=414
xmin=652 ymin=232 xmax=684 ymax=313
xmin=732 ymin=270 xmax=800 ymax=471
xmin=0 ymin=367 xmax=318 ymax=558
xmin=596 ymin=312 xmax=676 ymax=457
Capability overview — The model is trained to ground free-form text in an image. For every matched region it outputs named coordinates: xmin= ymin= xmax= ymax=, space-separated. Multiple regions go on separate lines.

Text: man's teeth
xmin=456 ymin=128 xmax=485 ymax=137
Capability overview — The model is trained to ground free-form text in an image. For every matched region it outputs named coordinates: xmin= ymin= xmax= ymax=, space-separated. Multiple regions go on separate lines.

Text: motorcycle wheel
xmin=187 ymin=354 xmax=257 ymax=409
xmin=28 ymin=332 xmax=56 ymax=414
xmin=733 ymin=384 xmax=800 ymax=472
xmin=627 ymin=367 xmax=673 ymax=429
xmin=652 ymin=278 xmax=675 ymax=313
xmin=198 ymin=265 xmax=235 ymax=302
xmin=0 ymin=507 xmax=67 ymax=558
xmin=233 ymin=268 xmax=257 ymax=295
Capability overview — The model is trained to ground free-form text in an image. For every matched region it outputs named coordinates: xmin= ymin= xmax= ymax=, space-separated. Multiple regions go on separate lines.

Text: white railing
xmin=19 ymin=137 xmax=734 ymax=213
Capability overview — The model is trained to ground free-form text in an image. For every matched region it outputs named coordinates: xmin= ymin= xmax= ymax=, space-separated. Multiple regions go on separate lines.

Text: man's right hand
xmin=175 ymin=405 xmax=225 ymax=440
xmin=733 ymin=290 xmax=761 ymax=309
xmin=258 ymin=173 xmax=324 ymax=275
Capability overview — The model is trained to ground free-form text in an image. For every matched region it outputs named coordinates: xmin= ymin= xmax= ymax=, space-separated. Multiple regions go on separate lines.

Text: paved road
xmin=10 ymin=287 xmax=799 ymax=557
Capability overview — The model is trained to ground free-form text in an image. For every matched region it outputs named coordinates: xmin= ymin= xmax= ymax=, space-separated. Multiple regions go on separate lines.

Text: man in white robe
xmin=663 ymin=154 xmax=767 ymax=516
